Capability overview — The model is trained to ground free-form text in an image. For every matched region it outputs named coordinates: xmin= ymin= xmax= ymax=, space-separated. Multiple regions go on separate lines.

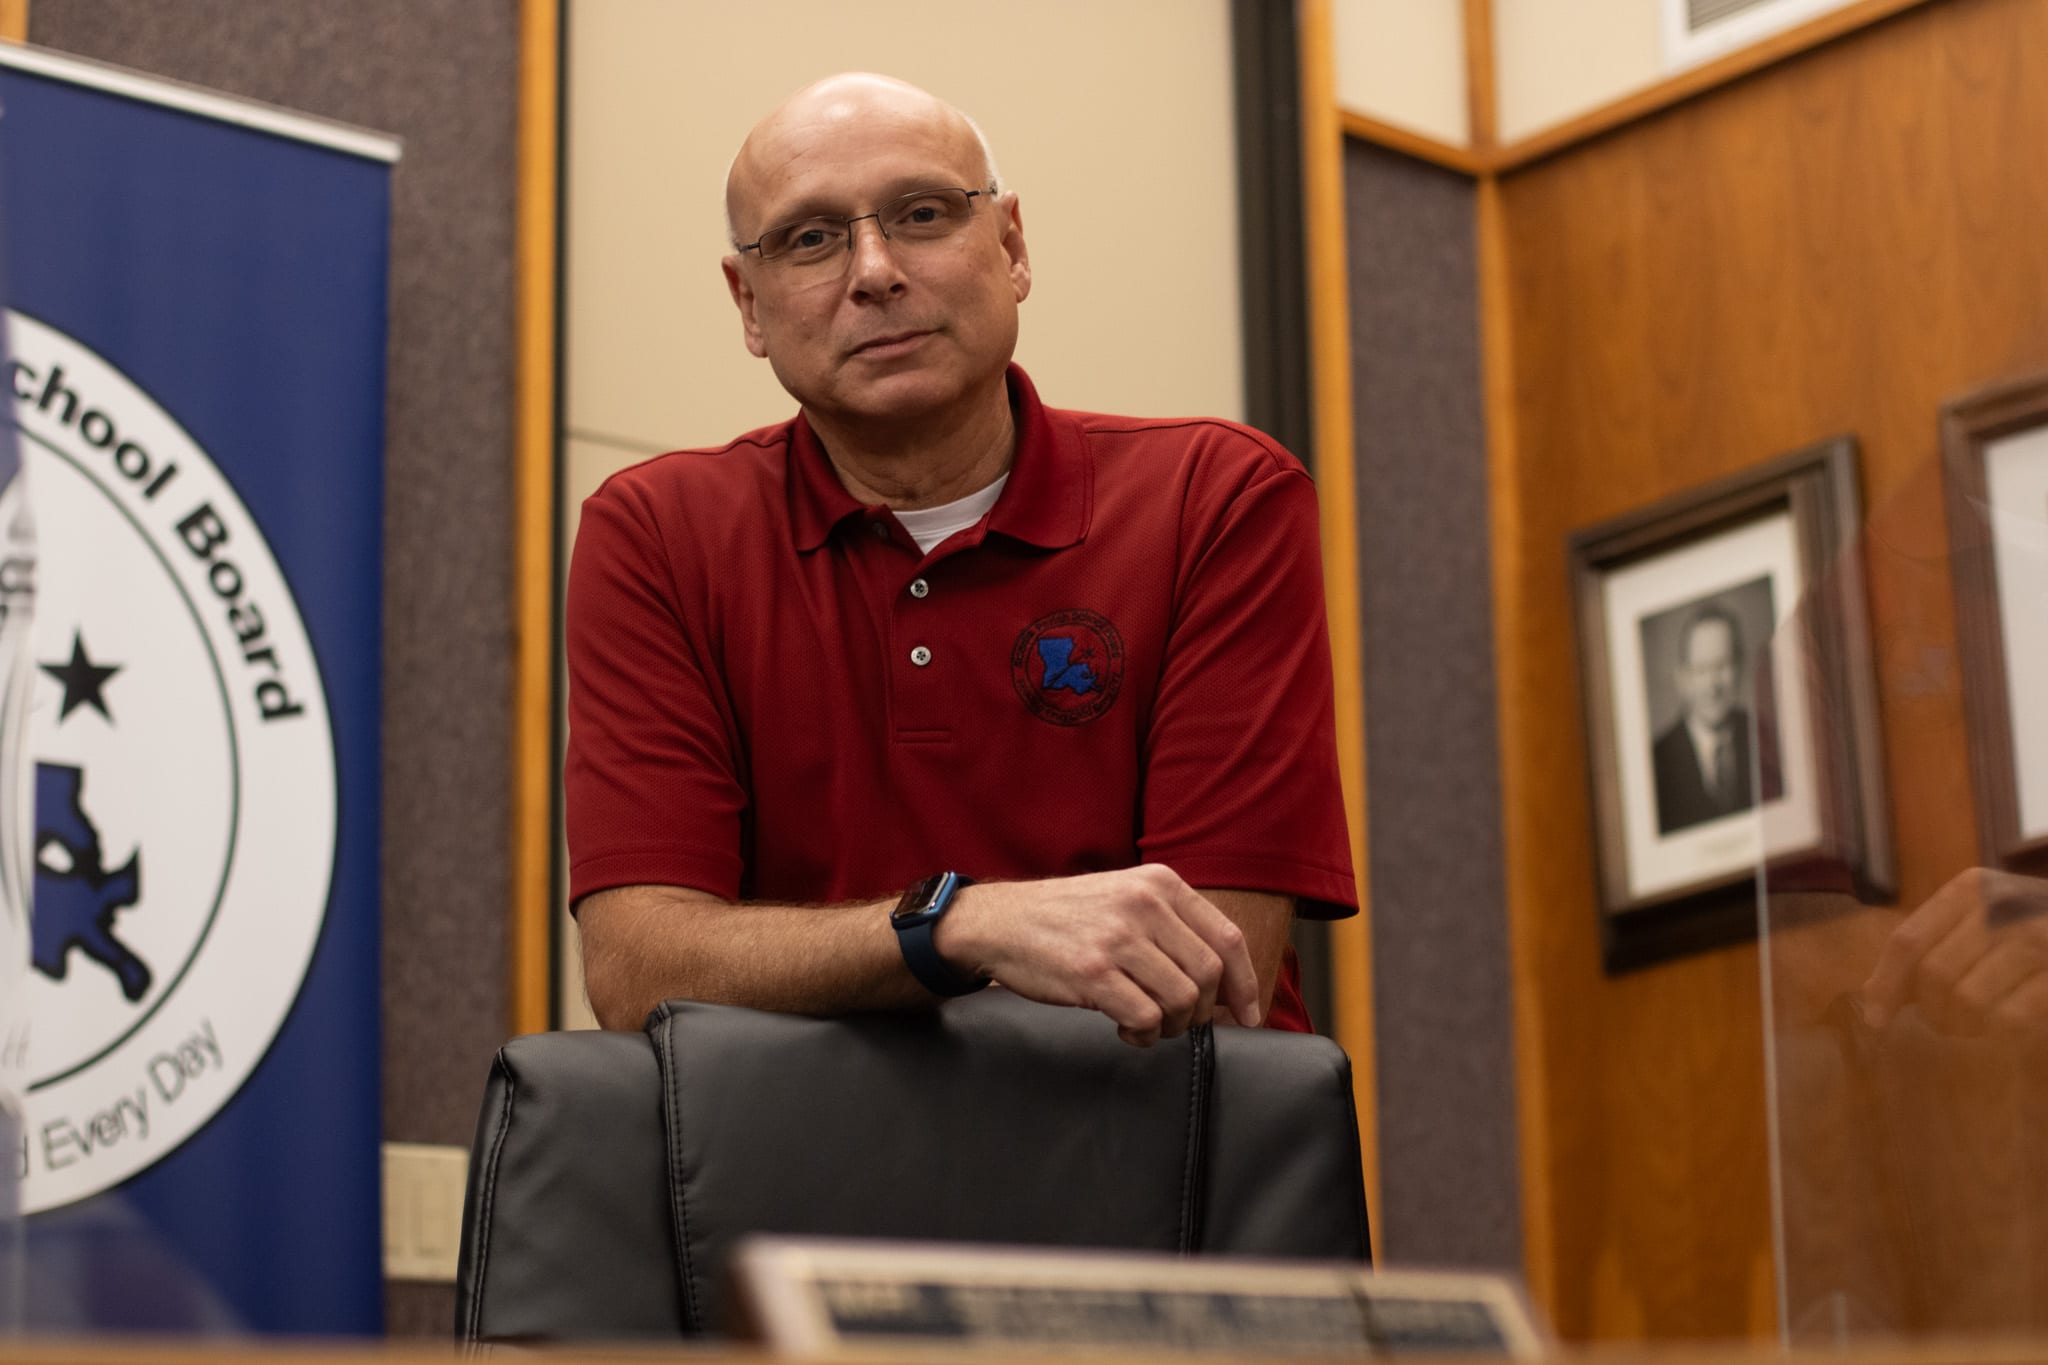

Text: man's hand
xmin=1860 ymin=867 xmax=2048 ymax=1036
xmin=934 ymin=865 xmax=1272 ymax=1047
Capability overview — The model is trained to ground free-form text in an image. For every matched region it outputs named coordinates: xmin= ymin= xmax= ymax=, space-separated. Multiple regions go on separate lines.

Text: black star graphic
xmin=40 ymin=631 xmax=121 ymax=723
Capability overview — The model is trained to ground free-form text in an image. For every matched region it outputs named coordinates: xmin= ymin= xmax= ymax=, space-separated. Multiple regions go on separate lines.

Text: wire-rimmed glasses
xmin=737 ymin=186 xmax=992 ymax=275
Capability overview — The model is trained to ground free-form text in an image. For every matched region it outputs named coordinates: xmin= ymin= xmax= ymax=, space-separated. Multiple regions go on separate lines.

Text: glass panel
xmin=13 ymin=1197 xmax=243 ymax=1333
xmin=1761 ymin=450 xmax=2048 ymax=1343
xmin=2 ymin=872 xmax=21 ymax=1337
xmin=1 ymin=425 xmax=31 ymax=1335
xmin=1 ymin=1066 xmax=18 ymax=1337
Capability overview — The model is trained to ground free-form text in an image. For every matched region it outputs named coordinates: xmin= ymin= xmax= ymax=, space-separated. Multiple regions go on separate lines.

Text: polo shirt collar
xmin=785 ymin=363 xmax=1091 ymax=552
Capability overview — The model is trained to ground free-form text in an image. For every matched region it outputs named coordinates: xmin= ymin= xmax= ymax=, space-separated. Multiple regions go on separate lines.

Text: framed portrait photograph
xmin=1570 ymin=437 xmax=1893 ymax=972
xmin=1943 ymin=373 xmax=2048 ymax=873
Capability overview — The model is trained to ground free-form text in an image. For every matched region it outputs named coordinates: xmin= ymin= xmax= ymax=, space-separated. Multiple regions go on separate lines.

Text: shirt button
xmin=910 ymin=646 xmax=932 ymax=667
xmin=908 ymin=578 xmax=930 ymax=599
xmin=870 ymin=522 xmax=890 ymax=541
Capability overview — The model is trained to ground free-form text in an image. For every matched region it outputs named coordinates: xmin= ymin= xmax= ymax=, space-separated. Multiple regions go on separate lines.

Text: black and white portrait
xmin=1571 ymin=437 xmax=1888 ymax=969
xmin=1638 ymin=579 xmax=1784 ymax=836
xmin=1587 ymin=505 xmax=1823 ymax=918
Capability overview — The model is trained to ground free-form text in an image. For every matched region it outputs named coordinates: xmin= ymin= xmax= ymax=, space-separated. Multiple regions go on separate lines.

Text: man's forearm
xmin=579 ymin=885 xmax=922 ymax=1032
xmin=1201 ymin=888 xmax=1294 ymax=1017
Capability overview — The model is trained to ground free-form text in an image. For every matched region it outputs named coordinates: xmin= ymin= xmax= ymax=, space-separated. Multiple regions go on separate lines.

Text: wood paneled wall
xmin=1492 ymin=0 xmax=2048 ymax=1339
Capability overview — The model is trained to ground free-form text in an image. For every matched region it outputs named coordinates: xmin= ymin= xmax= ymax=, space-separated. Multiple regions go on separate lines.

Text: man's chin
xmin=816 ymin=366 xmax=984 ymax=426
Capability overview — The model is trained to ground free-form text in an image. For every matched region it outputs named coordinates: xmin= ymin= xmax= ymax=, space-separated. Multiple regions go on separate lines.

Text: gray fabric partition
xmin=1344 ymin=138 xmax=1521 ymax=1271
xmin=29 ymin=0 xmax=521 ymax=1334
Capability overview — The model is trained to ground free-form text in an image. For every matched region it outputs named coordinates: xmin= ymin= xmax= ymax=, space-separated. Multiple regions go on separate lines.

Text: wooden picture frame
xmin=1942 ymin=373 xmax=2048 ymax=874
xmin=1569 ymin=437 xmax=1893 ymax=972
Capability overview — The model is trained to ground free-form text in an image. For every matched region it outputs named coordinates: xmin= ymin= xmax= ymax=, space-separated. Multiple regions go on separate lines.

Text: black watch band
xmin=890 ymin=872 xmax=989 ymax=997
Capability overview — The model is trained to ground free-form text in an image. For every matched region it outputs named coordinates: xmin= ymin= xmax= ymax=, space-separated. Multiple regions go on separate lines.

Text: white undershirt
xmin=893 ymin=473 xmax=1010 ymax=554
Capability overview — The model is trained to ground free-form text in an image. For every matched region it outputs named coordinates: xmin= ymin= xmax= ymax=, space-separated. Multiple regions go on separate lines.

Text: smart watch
xmin=890 ymin=872 xmax=989 ymax=997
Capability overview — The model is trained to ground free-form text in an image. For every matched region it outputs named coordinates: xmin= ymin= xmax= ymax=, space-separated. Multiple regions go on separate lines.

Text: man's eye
xmin=770 ymin=221 xmax=844 ymax=258
xmin=889 ymin=195 xmax=964 ymax=235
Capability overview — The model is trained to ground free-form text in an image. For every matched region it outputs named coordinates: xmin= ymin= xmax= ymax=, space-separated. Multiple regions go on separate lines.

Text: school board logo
xmin=7 ymin=311 xmax=336 ymax=1214
xmin=1011 ymin=609 xmax=1124 ymax=727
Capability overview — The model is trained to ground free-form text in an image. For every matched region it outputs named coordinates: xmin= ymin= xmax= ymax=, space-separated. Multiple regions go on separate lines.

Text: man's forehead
xmin=728 ymin=75 xmax=984 ymax=225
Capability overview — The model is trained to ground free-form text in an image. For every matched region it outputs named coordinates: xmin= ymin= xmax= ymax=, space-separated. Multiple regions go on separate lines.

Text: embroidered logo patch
xmin=1011 ymin=609 xmax=1124 ymax=726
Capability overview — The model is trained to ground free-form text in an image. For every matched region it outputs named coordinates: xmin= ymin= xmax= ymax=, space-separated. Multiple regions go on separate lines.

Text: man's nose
xmin=845 ymin=215 xmax=906 ymax=296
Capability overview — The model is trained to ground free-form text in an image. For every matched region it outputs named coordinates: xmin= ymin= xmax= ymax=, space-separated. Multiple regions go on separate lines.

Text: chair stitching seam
xmin=654 ymin=1004 xmax=703 ymax=1329
xmin=1178 ymin=1027 xmax=1211 ymax=1254
xmin=465 ymin=1049 xmax=516 ymax=1343
xmin=1334 ymin=1052 xmax=1372 ymax=1262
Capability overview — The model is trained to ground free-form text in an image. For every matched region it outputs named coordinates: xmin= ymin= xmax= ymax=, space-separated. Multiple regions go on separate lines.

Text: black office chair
xmin=455 ymin=990 xmax=1370 ymax=1345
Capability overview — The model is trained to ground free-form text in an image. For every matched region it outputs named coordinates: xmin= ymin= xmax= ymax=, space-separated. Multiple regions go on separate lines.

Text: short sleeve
xmin=1138 ymin=457 xmax=1358 ymax=919
xmin=563 ymin=481 xmax=746 ymax=906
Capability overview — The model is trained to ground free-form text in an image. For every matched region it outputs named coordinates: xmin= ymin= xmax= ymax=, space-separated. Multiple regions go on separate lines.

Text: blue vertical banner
xmin=0 ymin=47 xmax=394 ymax=1334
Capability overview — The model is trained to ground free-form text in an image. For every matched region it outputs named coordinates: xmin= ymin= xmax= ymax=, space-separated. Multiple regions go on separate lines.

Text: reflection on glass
xmin=11 ymin=1197 xmax=242 ymax=1333
xmin=1 ymin=397 xmax=35 ymax=1335
xmin=1762 ymin=458 xmax=2048 ymax=1343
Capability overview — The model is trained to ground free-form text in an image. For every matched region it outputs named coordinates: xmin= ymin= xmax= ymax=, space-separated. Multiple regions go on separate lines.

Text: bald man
xmin=566 ymin=75 xmax=1355 ymax=1047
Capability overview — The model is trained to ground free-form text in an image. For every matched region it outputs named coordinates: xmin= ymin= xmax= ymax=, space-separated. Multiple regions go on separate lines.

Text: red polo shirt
xmin=565 ymin=366 xmax=1357 ymax=1031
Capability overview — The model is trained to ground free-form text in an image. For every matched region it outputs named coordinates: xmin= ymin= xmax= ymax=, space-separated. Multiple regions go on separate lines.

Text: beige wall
xmin=564 ymin=0 xmax=1243 ymax=459
xmin=1332 ymin=0 xmax=1469 ymax=146
xmin=1494 ymin=0 xmax=1867 ymax=142
xmin=1494 ymin=0 xmax=1661 ymax=143
xmin=1330 ymin=0 xmax=1875 ymax=147
xmin=557 ymin=0 xmax=1246 ymax=1027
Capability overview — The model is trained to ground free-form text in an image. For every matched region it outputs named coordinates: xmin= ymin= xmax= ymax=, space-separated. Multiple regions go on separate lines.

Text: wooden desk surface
xmin=8 ymin=1341 xmax=2048 ymax=1365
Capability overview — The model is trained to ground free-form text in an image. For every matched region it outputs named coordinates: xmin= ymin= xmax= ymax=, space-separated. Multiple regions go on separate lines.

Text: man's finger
xmin=1910 ymin=906 xmax=1999 ymax=1032
xmin=1861 ymin=874 xmax=1980 ymax=1026
xmin=1114 ymin=937 xmax=1212 ymax=1039
xmin=1089 ymin=971 xmax=1165 ymax=1048
xmin=1990 ymin=968 xmax=2048 ymax=1034
xmin=1131 ymin=909 xmax=1225 ymax=1029
xmin=1946 ymin=942 xmax=2048 ymax=1036
xmin=1163 ymin=883 xmax=1259 ymax=1026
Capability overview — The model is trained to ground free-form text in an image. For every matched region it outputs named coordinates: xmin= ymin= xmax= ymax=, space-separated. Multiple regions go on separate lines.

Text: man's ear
xmin=723 ymin=254 xmax=769 ymax=359
xmin=998 ymin=193 xmax=1031 ymax=304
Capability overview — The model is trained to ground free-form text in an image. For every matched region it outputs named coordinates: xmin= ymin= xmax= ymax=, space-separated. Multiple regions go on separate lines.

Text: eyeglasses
xmin=737 ymin=186 xmax=992 ymax=273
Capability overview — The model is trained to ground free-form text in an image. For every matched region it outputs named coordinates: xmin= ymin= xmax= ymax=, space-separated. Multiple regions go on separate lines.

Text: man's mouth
xmin=851 ymin=329 xmax=932 ymax=357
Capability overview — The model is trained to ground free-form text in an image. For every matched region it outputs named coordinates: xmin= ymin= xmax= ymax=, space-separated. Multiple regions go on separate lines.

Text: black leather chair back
xmin=455 ymin=1028 xmax=682 ymax=1343
xmin=456 ymin=992 xmax=1368 ymax=1344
